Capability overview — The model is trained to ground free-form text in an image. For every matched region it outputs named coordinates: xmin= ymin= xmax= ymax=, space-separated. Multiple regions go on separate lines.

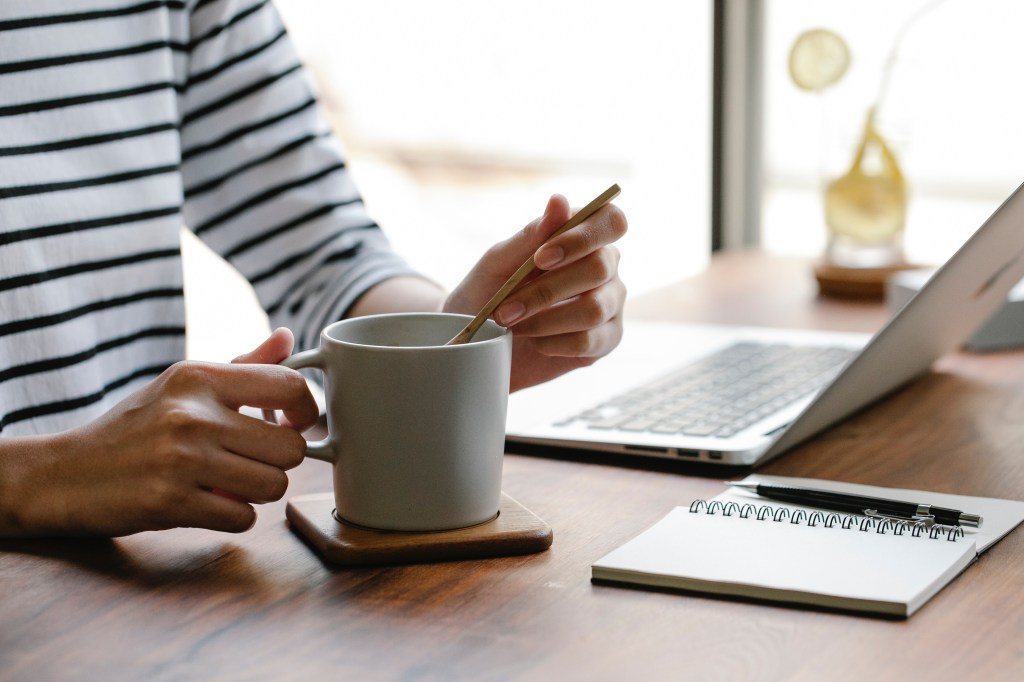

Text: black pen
xmin=728 ymin=482 xmax=984 ymax=528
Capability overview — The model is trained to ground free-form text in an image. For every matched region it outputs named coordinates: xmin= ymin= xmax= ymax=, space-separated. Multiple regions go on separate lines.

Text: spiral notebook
xmin=592 ymin=475 xmax=1024 ymax=617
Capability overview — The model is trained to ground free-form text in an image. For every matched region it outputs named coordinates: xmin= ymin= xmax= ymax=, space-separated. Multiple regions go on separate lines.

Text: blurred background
xmin=762 ymin=0 xmax=1024 ymax=263
xmin=184 ymin=0 xmax=1024 ymax=360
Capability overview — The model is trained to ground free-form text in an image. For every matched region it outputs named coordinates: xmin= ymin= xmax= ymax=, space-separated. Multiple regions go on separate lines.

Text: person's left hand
xmin=445 ymin=193 xmax=628 ymax=391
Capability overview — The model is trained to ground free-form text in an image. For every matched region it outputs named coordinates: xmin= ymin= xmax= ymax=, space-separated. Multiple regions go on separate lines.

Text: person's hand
xmin=445 ymin=194 xmax=628 ymax=391
xmin=4 ymin=329 xmax=318 ymax=537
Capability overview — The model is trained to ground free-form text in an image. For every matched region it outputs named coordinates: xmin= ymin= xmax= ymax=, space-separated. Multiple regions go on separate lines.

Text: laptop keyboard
xmin=563 ymin=342 xmax=856 ymax=439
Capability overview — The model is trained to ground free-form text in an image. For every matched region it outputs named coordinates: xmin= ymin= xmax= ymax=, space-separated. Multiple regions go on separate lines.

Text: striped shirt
xmin=0 ymin=0 xmax=416 ymax=437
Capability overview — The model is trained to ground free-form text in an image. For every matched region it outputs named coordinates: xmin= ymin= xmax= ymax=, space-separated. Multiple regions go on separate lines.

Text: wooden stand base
xmin=286 ymin=492 xmax=553 ymax=566
xmin=813 ymin=261 xmax=921 ymax=300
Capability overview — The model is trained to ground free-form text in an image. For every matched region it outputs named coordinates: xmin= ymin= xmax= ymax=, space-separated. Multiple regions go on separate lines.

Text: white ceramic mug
xmin=281 ymin=313 xmax=513 ymax=531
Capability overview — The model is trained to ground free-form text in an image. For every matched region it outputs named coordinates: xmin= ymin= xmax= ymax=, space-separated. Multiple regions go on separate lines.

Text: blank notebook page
xmin=592 ymin=507 xmax=977 ymax=616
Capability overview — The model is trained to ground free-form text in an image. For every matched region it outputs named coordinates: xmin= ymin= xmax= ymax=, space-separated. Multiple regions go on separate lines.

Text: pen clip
xmin=863 ymin=508 xmax=937 ymax=527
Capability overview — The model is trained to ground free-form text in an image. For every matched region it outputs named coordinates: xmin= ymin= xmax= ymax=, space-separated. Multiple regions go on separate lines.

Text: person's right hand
xmin=6 ymin=328 xmax=318 ymax=537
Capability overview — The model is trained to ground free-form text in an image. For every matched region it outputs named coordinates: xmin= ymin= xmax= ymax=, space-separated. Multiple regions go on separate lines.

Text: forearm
xmin=345 ymin=275 xmax=448 ymax=318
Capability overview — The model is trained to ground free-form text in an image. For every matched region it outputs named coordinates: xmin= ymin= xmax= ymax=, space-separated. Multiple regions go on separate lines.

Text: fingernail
xmin=497 ymin=301 xmax=525 ymax=326
xmin=534 ymin=245 xmax=564 ymax=270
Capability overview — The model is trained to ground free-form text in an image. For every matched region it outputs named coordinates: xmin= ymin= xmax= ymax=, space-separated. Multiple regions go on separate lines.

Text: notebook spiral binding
xmin=688 ymin=499 xmax=966 ymax=542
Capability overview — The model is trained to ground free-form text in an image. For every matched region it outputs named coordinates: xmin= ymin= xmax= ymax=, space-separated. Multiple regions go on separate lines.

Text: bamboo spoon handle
xmin=446 ymin=183 xmax=621 ymax=346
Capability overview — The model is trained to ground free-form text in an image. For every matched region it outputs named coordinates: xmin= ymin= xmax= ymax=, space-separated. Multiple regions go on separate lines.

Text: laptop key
xmin=681 ymin=423 xmax=720 ymax=436
xmin=619 ymin=417 xmax=662 ymax=431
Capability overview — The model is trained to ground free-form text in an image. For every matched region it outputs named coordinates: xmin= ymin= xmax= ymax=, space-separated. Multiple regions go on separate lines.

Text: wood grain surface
xmin=3 ymin=251 xmax=1022 ymax=681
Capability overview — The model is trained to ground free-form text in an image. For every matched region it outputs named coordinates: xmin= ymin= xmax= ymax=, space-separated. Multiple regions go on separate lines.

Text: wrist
xmin=0 ymin=436 xmax=38 ymax=536
xmin=0 ymin=433 xmax=72 ymax=537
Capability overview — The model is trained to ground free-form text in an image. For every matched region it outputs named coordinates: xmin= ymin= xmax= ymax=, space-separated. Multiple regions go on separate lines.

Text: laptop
xmin=506 ymin=180 xmax=1024 ymax=467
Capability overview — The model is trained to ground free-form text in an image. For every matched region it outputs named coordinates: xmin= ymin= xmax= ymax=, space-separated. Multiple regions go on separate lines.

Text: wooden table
xmin=3 ymin=251 xmax=1023 ymax=681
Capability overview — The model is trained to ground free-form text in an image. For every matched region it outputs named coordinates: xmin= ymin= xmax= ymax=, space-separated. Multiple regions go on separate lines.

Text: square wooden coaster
xmin=285 ymin=492 xmax=553 ymax=566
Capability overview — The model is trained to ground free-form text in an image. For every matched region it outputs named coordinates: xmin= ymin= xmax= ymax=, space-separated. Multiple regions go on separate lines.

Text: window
xmin=760 ymin=0 xmax=1024 ymax=265
xmin=184 ymin=0 xmax=714 ymax=360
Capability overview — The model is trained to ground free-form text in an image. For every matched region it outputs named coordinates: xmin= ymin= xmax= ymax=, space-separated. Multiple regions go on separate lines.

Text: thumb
xmin=499 ymin=194 xmax=572 ymax=273
xmin=524 ymin=193 xmax=573 ymax=262
xmin=232 ymin=327 xmax=295 ymax=365
xmin=445 ymin=195 xmax=572 ymax=316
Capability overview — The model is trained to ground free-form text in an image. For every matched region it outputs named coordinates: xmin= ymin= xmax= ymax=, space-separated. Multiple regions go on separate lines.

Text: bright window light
xmin=762 ymin=0 xmax=1024 ymax=266
xmin=186 ymin=0 xmax=713 ymax=360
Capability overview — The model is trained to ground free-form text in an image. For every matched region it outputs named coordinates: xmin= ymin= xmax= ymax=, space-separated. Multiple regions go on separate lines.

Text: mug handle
xmin=262 ymin=348 xmax=336 ymax=464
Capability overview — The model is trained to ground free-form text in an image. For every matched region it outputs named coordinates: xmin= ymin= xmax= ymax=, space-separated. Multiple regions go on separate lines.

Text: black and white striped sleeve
xmin=177 ymin=0 xmax=418 ymax=350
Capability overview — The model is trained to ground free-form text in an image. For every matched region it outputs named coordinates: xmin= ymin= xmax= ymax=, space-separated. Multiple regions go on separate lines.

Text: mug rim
xmin=319 ymin=312 xmax=510 ymax=351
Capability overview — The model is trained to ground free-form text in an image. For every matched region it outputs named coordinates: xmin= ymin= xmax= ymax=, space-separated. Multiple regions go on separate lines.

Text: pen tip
xmin=727 ymin=482 xmax=758 ymax=491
